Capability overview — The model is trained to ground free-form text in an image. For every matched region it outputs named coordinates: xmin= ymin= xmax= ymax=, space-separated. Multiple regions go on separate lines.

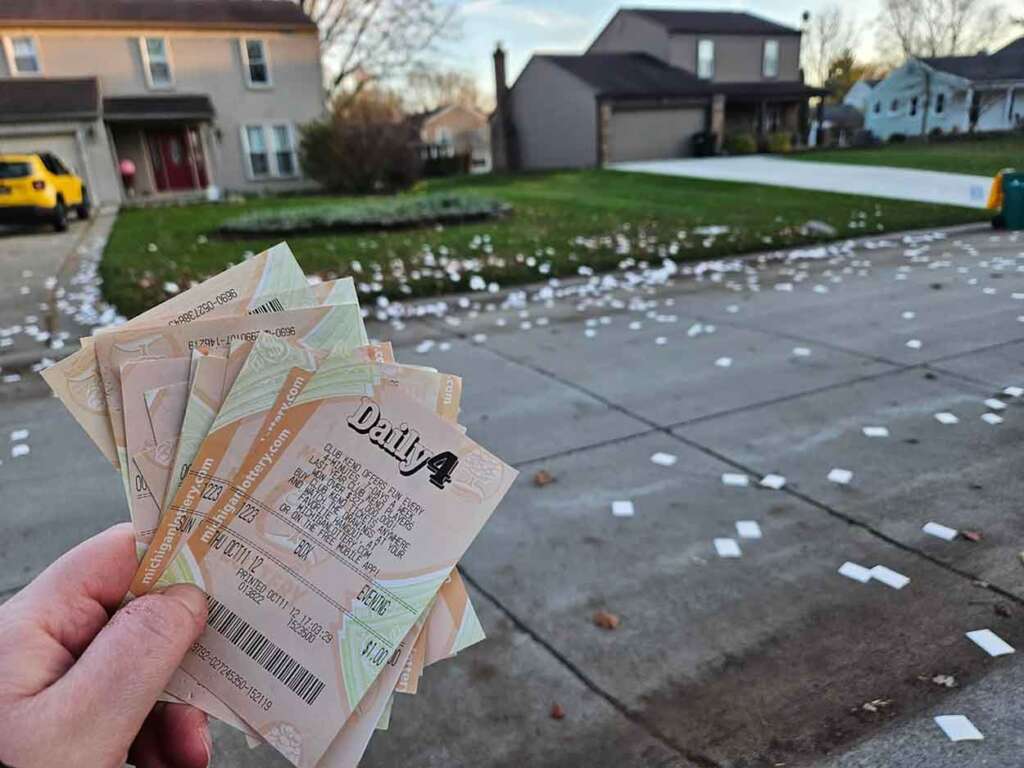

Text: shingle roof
xmin=625 ymin=9 xmax=800 ymax=36
xmin=0 ymin=0 xmax=316 ymax=29
xmin=996 ymin=36 xmax=1024 ymax=57
xmin=711 ymin=81 xmax=829 ymax=101
xmin=103 ymin=94 xmax=216 ymax=122
xmin=542 ymin=53 xmax=710 ymax=99
xmin=922 ymin=51 xmax=1024 ymax=82
xmin=0 ymin=77 xmax=100 ymax=123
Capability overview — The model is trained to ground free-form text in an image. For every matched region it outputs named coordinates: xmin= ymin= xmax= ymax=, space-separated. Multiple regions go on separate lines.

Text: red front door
xmin=147 ymin=129 xmax=196 ymax=191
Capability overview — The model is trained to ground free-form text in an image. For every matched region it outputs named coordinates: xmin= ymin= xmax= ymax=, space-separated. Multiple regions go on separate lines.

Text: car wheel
xmin=76 ymin=188 xmax=91 ymax=220
xmin=53 ymin=200 xmax=68 ymax=232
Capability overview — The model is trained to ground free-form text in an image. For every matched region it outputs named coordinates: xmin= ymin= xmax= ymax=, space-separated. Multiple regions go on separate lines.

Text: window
xmin=889 ymin=98 xmax=900 ymax=113
xmin=762 ymin=39 xmax=779 ymax=78
xmin=271 ymin=125 xmax=296 ymax=176
xmin=935 ymin=92 xmax=945 ymax=114
xmin=909 ymin=96 xmax=918 ymax=116
xmin=40 ymin=153 xmax=71 ymax=175
xmin=241 ymin=39 xmax=271 ymax=87
xmin=873 ymin=101 xmax=881 ymax=114
xmin=697 ymin=39 xmax=715 ymax=80
xmin=0 ymin=161 xmax=31 ymax=179
xmin=243 ymin=124 xmax=298 ymax=179
xmin=4 ymin=36 xmax=40 ymax=75
xmin=140 ymin=37 xmax=173 ymax=88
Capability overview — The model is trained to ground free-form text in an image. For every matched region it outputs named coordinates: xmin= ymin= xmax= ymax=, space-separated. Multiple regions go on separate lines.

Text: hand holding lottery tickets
xmin=0 ymin=524 xmax=211 ymax=768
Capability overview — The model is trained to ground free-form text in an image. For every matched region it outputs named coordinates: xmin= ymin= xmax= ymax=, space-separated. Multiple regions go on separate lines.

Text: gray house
xmin=491 ymin=9 xmax=825 ymax=170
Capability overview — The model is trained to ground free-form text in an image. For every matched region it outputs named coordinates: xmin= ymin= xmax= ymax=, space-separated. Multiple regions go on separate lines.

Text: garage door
xmin=0 ymin=131 xmax=85 ymax=177
xmin=608 ymin=107 xmax=706 ymax=163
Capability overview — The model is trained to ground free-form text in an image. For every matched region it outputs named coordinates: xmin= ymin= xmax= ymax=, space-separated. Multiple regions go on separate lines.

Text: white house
xmin=863 ymin=37 xmax=1024 ymax=140
xmin=843 ymin=77 xmax=880 ymax=113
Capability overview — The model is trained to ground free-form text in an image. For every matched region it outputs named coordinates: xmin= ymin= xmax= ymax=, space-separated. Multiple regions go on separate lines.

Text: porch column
xmin=710 ymin=93 xmax=725 ymax=153
xmin=597 ymin=101 xmax=612 ymax=166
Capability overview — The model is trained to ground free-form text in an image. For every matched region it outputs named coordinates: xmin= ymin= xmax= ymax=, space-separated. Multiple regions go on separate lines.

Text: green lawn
xmin=102 ymin=170 xmax=987 ymax=318
xmin=792 ymin=135 xmax=1024 ymax=177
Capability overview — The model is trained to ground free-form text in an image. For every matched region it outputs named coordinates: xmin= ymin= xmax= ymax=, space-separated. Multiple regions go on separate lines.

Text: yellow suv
xmin=0 ymin=152 xmax=90 ymax=232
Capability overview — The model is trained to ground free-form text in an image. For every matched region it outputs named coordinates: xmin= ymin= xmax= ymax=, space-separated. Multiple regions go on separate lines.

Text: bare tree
xmin=295 ymin=0 xmax=459 ymax=93
xmin=876 ymin=0 xmax=1005 ymax=61
xmin=405 ymin=67 xmax=485 ymax=113
xmin=802 ymin=4 xmax=859 ymax=87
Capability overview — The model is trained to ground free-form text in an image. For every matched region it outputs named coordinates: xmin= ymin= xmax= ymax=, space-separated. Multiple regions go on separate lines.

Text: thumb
xmin=47 ymin=584 xmax=208 ymax=765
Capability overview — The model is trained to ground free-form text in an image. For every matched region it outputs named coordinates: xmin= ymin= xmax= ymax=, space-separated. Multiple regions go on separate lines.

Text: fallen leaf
xmin=593 ymin=610 xmax=620 ymax=630
xmin=961 ymin=530 xmax=983 ymax=542
xmin=533 ymin=470 xmax=555 ymax=487
xmin=550 ymin=703 xmax=566 ymax=720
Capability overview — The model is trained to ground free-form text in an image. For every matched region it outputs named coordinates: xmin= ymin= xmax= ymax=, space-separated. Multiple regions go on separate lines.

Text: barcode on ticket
xmin=249 ymin=297 xmax=285 ymax=315
xmin=206 ymin=597 xmax=326 ymax=705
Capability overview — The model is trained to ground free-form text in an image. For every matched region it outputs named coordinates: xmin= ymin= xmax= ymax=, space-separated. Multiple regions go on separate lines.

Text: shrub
xmin=765 ymin=131 xmax=792 ymax=154
xmin=888 ymin=133 xmax=907 ymax=144
xmin=723 ymin=133 xmax=757 ymax=155
xmin=851 ymin=129 xmax=879 ymax=148
xmin=299 ymin=87 xmax=420 ymax=194
xmin=217 ymin=193 xmax=510 ymax=237
xmin=929 ymin=127 xmax=944 ymax=138
xmin=422 ymin=152 xmax=472 ymax=178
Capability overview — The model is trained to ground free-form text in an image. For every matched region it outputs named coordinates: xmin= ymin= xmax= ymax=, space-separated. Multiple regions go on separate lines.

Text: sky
xmin=437 ymin=0 xmax=887 ymax=101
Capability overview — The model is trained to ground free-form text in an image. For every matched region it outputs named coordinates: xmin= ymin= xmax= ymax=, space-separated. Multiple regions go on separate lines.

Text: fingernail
xmin=159 ymin=583 xmax=209 ymax=624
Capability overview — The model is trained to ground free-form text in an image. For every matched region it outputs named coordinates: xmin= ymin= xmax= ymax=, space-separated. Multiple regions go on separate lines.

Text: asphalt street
xmin=2 ymin=221 xmax=1024 ymax=767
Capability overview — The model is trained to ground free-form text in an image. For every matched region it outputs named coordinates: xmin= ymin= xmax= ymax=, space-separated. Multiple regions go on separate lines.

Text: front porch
xmin=104 ymin=95 xmax=218 ymax=202
xmin=712 ymin=82 xmax=827 ymax=148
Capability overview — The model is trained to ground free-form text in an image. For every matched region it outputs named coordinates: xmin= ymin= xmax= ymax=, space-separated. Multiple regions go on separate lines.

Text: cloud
xmin=461 ymin=0 xmax=590 ymax=30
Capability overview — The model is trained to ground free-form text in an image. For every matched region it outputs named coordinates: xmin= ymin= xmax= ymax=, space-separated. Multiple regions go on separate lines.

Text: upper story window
xmin=697 ymin=39 xmax=715 ymax=80
xmin=140 ymin=37 xmax=173 ymax=89
xmin=241 ymin=39 xmax=272 ymax=87
xmin=4 ymin=36 xmax=41 ymax=75
xmin=762 ymin=40 xmax=779 ymax=78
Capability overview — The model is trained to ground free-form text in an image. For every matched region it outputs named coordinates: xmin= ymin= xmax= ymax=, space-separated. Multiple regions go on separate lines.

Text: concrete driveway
xmin=612 ymin=155 xmax=993 ymax=209
xmin=3 ymin=223 xmax=1024 ymax=767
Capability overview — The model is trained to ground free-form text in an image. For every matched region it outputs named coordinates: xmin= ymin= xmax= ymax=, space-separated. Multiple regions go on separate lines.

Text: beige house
xmin=0 ymin=0 xmax=326 ymax=206
xmin=409 ymin=104 xmax=491 ymax=173
xmin=492 ymin=9 xmax=826 ymax=170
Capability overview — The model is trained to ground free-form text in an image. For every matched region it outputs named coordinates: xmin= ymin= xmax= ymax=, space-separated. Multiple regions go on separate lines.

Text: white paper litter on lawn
xmin=721 ymin=472 xmax=750 ymax=487
xmin=870 ymin=565 xmax=910 ymax=590
xmin=611 ymin=500 xmax=635 ymax=518
xmin=838 ymin=562 xmax=873 ymax=583
xmin=965 ymin=629 xmax=1015 ymax=657
xmin=934 ymin=715 xmax=984 ymax=742
xmin=934 ymin=412 xmax=959 ymax=425
xmin=650 ymin=452 xmax=677 ymax=467
xmin=828 ymin=468 xmax=853 ymax=485
xmin=1003 ymin=386 xmax=1024 ymax=398
xmin=982 ymin=413 xmax=1004 ymax=425
xmin=714 ymin=538 xmax=742 ymax=558
xmin=735 ymin=521 xmax=762 ymax=539
xmin=11 ymin=444 xmax=30 ymax=458
xmin=862 ymin=426 xmax=890 ymax=438
xmin=922 ymin=522 xmax=958 ymax=541
xmin=984 ymin=398 xmax=1007 ymax=411
xmin=760 ymin=473 xmax=786 ymax=490
xmin=9 ymin=429 xmax=29 ymax=442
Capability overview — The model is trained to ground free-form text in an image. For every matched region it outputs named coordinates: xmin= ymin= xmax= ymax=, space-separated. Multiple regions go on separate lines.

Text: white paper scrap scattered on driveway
xmin=838 ymin=562 xmax=873 ymax=583
xmin=828 ymin=468 xmax=853 ymax=485
xmin=862 ymin=426 xmax=889 ymax=437
xmin=982 ymin=413 xmax=1004 ymax=425
xmin=906 ymin=339 xmax=923 ymax=350
xmin=934 ymin=412 xmax=959 ymax=425
xmin=792 ymin=347 xmax=811 ymax=357
xmin=760 ymin=473 xmax=786 ymax=490
xmin=984 ymin=398 xmax=1007 ymax=411
xmin=715 ymin=357 xmax=733 ymax=368
xmin=870 ymin=565 xmax=910 ymax=589
xmin=9 ymin=429 xmax=29 ymax=442
xmin=966 ymin=629 xmax=1015 ymax=657
xmin=714 ymin=538 xmax=742 ymax=558
xmin=934 ymin=715 xmax=984 ymax=742
xmin=721 ymin=472 xmax=749 ymax=487
xmin=611 ymin=500 xmax=635 ymax=518
xmin=736 ymin=521 xmax=762 ymax=539
xmin=1004 ymin=386 xmax=1024 ymax=398
xmin=901 ymin=311 xmax=916 ymax=320
xmin=11 ymin=444 xmax=30 ymax=458
xmin=922 ymin=522 xmax=958 ymax=541
xmin=650 ymin=452 xmax=677 ymax=467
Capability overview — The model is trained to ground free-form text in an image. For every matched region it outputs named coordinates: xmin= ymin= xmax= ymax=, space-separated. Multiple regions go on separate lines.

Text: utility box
xmin=1002 ymin=172 xmax=1024 ymax=230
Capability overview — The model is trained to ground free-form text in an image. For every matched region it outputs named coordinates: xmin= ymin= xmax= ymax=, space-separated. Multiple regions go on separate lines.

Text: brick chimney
xmin=490 ymin=43 xmax=516 ymax=171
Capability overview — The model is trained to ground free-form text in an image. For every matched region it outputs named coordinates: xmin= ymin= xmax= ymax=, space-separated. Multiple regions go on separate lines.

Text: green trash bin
xmin=1003 ymin=172 xmax=1024 ymax=230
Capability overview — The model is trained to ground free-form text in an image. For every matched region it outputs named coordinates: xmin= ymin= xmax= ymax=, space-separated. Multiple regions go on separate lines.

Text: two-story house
xmin=491 ymin=9 xmax=825 ymax=169
xmin=0 ymin=0 xmax=325 ymax=206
